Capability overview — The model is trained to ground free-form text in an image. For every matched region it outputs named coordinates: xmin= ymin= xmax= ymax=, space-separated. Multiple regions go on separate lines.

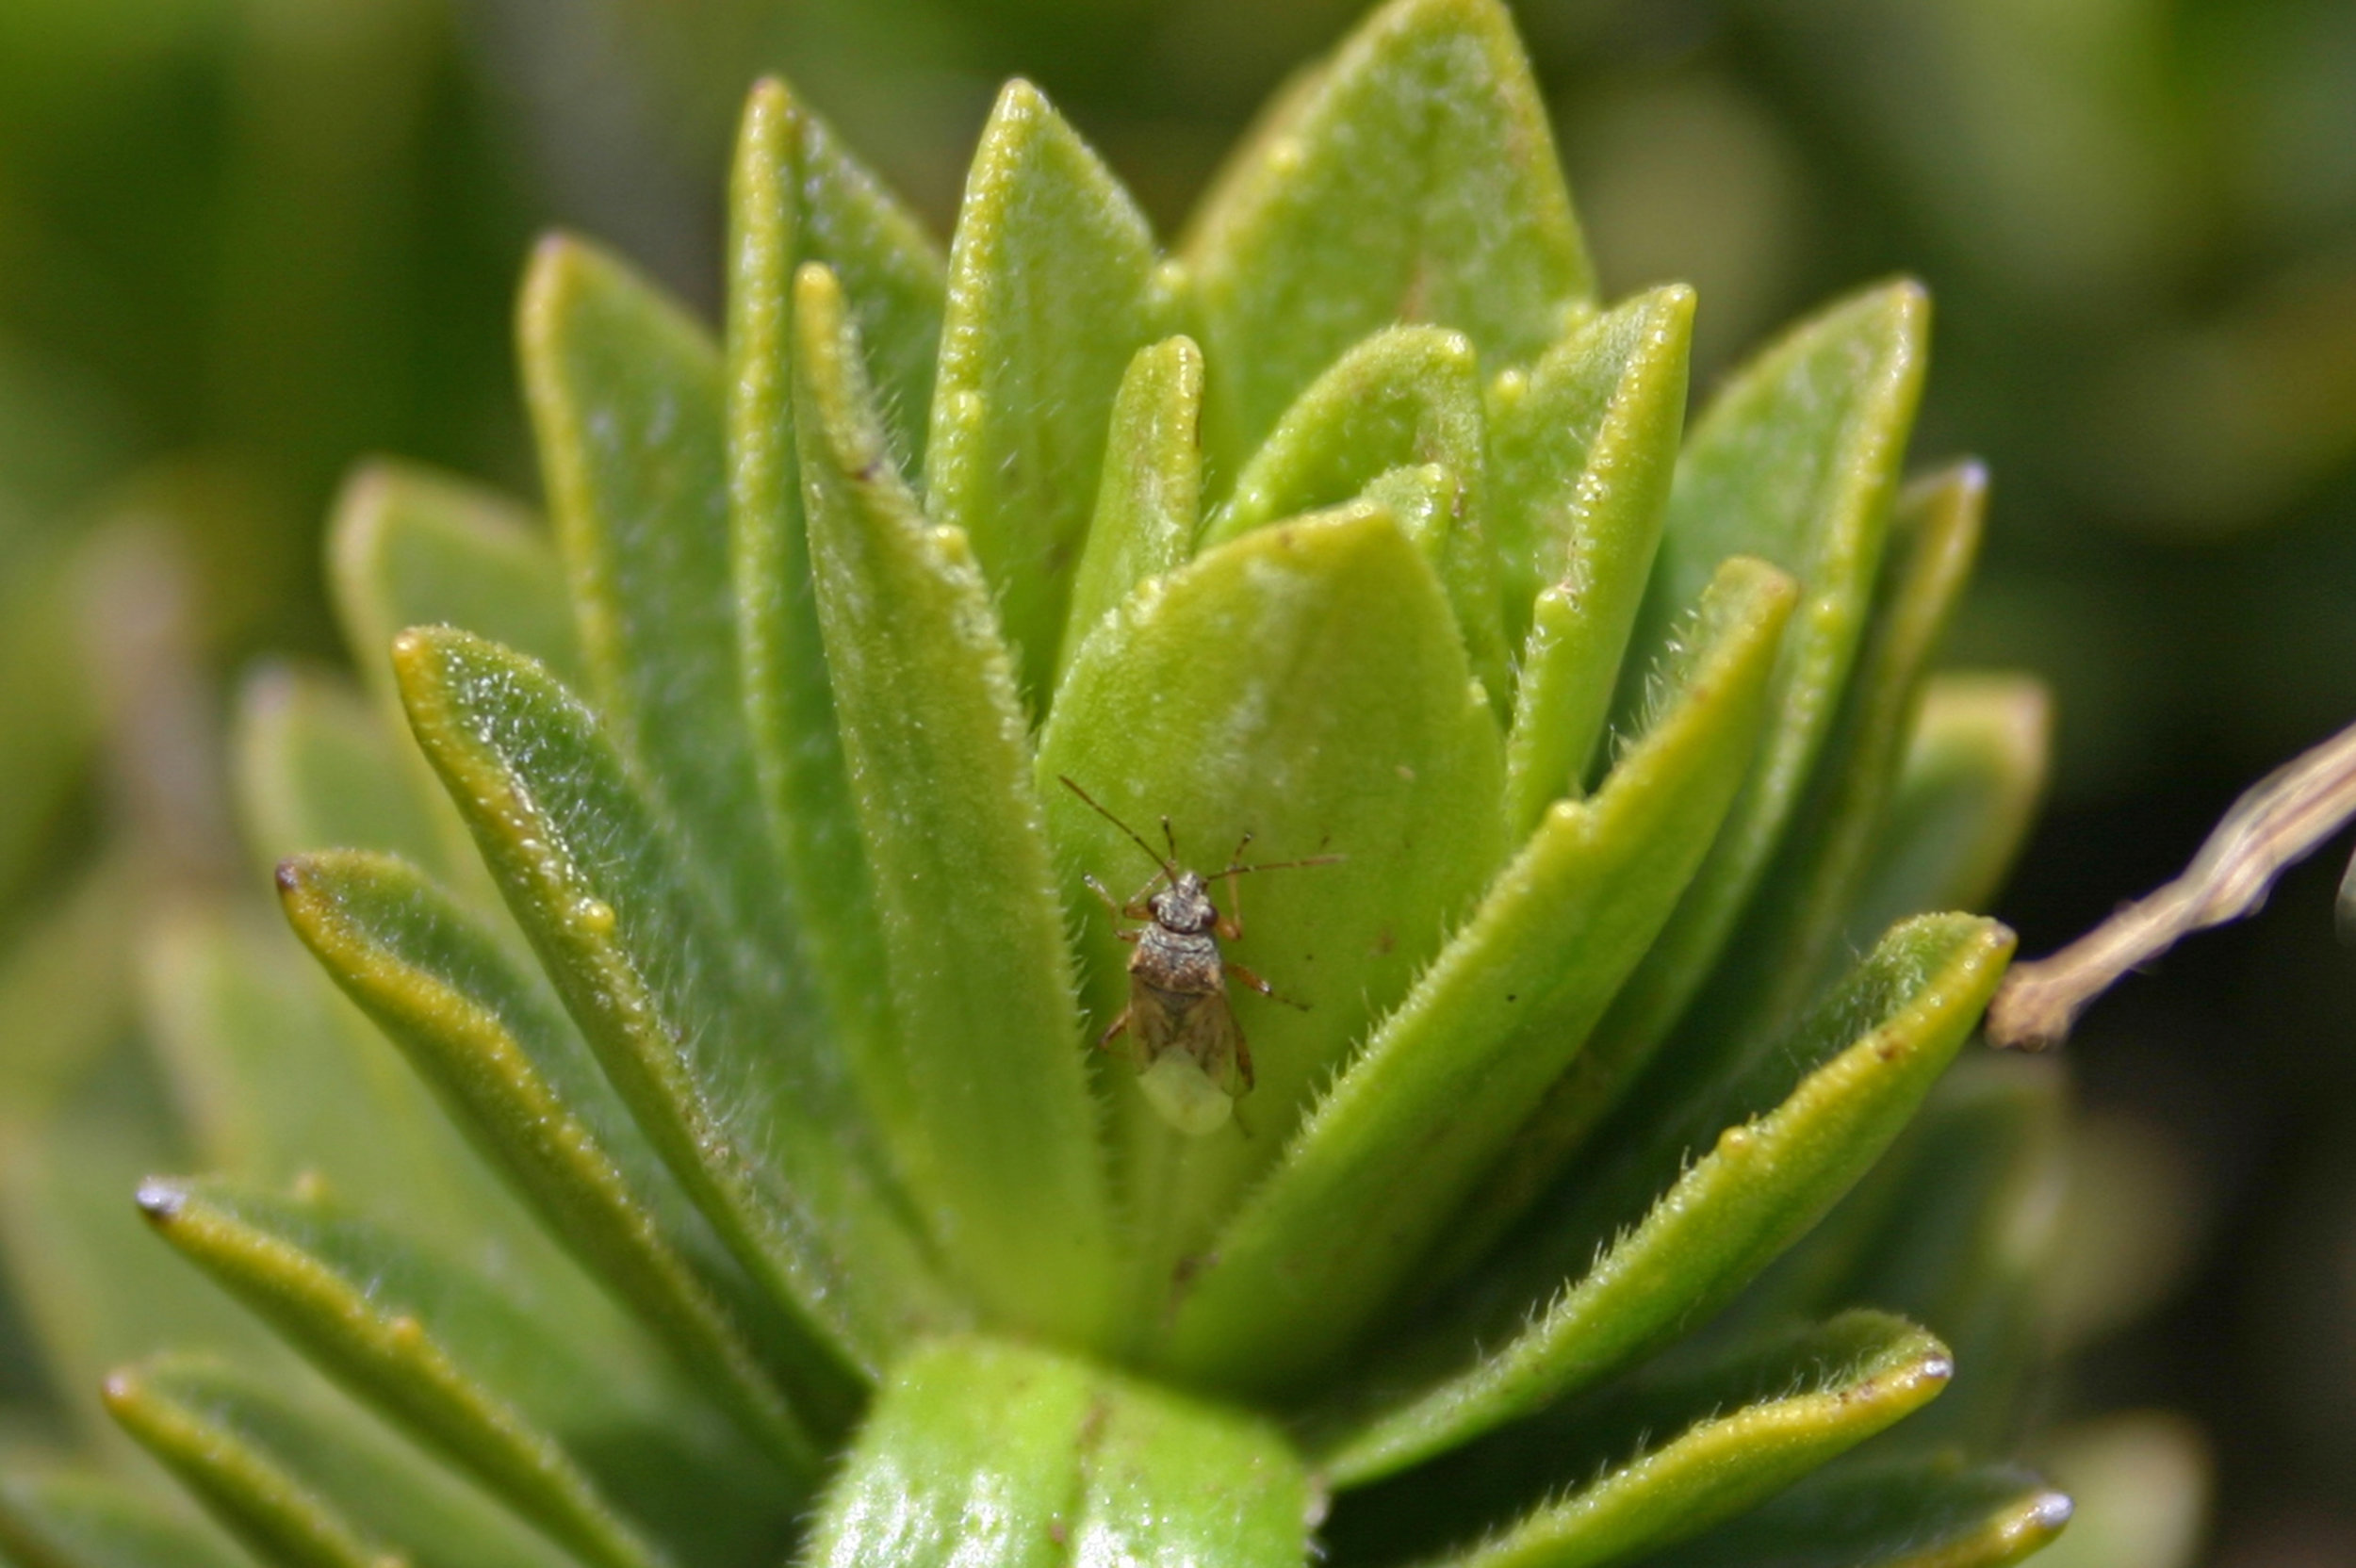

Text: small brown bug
xmin=1058 ymin=776 xmax=1338 ymax=1136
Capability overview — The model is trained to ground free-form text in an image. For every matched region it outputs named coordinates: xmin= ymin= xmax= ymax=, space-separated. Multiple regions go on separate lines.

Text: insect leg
xmin=1226 ymin=960 xmax=1310 ymax=1012
xmin=1095 ymin=1007 xmax=1134 ymax=1050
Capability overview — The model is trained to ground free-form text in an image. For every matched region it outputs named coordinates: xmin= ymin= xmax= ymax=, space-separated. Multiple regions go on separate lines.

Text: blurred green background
xmin=3 ymin=1 xmax=2353 ymax=1562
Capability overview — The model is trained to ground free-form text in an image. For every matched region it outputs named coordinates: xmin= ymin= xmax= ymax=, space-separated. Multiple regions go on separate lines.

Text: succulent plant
xmin=0 ymin=1 xmax=2085 ymax=1564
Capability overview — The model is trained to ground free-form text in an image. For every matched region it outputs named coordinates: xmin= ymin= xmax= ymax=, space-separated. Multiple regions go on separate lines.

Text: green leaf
xmin=1157 ymin=557 xmax=1793 ymax=1391
xmin=231 ymin=664 xmax=445 ymax=875
xmin=1491 ymin=286 xmax=1693 ymax=832
xmin=728 ymin=78 xmax=931 ymax=1099
xmin=322 ymin=461 xmax=578 ymax=906
xmin=1185 ymin=0 xmax=1592 ymax=469
xmin=1641 ymin=1456 xmax=2071 ymax=1568
xmin=803 ymin=1338 xmax=1310 ymax=1568
xmin=391 ymin=626 xmax=951 ymax=1378
xmin=103 ymin=1359 xmax=574 ymax=1568
xmin=1317 ymin=914 xmax=2012 ymax=1485
xmin=1640 ymin=463 xmax=1987 ymax=1103
xmin=277 ymin=849 xmax=834 ymax=1462
xmin=924 ymin=80 xmax=1170 ymax=701
xmin=1841 ymin=675 xmax=2052 ymax=953
xmin=1056 ymin=336 xmax=1205 ymax=683
xmin=1327 ymin=1313 xmax=1953 ymax=1568
xmin=794 ymin=262 xmax=1117 ymax=1342
xmin=326 ymin=461 xmax=581 ymax=697
xmin=1472 ymin=281 xmax=1931 ymax=1217
xmin=518 ymin=237 xmax=784 ymax=944
xmin=0 ymin=1471 xmax=252 ymax=1568
xmin=729 ymin=76 xmax=944 ymax=477
xmin=1038 ymin=502 xmax=1506 ymax=1339
xmin=139 ymin=905 xmax=509 ymax=1253
xmin=135 ymin=1180 xmax=695 ymax=1568
xmin=1805 ymin=1054 xmax=2065 ymax=1455
xmin=1202 ymin=324 xmax=1511 ymax=711
xmin=1206 ymin=325 xmax=1484 ymax=548
xmin=137 ymin=1180 xmax=798 ymax=1568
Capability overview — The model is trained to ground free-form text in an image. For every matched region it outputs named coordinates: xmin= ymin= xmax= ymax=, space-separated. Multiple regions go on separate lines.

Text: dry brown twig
xmin=1987 ymin=716 xmax=2356 ymax=1051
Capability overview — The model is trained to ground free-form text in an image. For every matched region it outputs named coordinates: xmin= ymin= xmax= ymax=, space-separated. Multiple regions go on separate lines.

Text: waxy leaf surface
xmin=106 ymin=1359 xmax=572 ymax=1568
xmin=925 ymin=82 xmax=1168 ymax=700
xmin=1491 ymin=286 xmax=1693 ymax=830
xmin=1318 ymin=915 xmax=2012 ymax=1484
xmin=1644 ymin=1457 xmax=2072 ymax=1568
xmin=796 ymin=265 xmax=1116 ymax=1343
xmin=1473 ymin=280 xmax=1930 ymax=1222
xmin=1330 ymin=1314 xmax=1953 ymax=1568
xmin=1841 ymin=675 xmax=2051 ymax=952
xmin=279 ymin=848 xmax=831 ymax=1459
xmin=1039 ymin=503 xmax=1505 ymax=1343
xmin=1161 ymin=556 xmax=1793 ymax=1388
xmin=804 ymin=1338 xmax=1310 ymax=1568
xmin=1186 ymin=0 xmax=1591 ymax=468
xmin=136 ymin=1179 xmax=699 ymax=1568
xmin=519 ymin=237 xmax=787 ymax=956
xmin=1057 ymin=336 xmax=1205 ymax=681
xmin=394 ymin=627 xmax=948 ymax=1378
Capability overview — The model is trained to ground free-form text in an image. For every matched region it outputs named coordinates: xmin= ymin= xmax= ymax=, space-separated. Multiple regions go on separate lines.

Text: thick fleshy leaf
xmin=137 ymin=1178 xmax=787 ymax=1568
xmin=1038 ymin=502 xmax=1506 ymax=1336
xmin=1203 ymin=324 xmax=1509 ymax=710
xmin=325 ymin=461 xmax=581 ymax=698
xmin=1640 ymin=464 xmax=1986 ymax=1102
xmin=323 ymin=461 xmax=578 ymax=904
xmin=795 ymin=262 xmax=1117 ymax=1340
xmin=1185 ymin=0 xmax=1592 ymax=469
xmin=1841 ymin=675 xmax=2052 ymax=953
xmin=139 ymin=905 xmax=509 ymax=1253
xmin=1470 ymin=281 xmax=1931 ymax=1218
xmin=728 ymin=78 xmax=936 ymax=1088
xmin=518 ymin=237 xmax=785 ymax=946
xmin=1327 ymin=1314 xmax=1952 ymax=1568
xmin=0 ymin=1471 xmax=252 ymax=1568
xmin=1641 ymin=1457 xmax=2072 ymax=1568
xmin=277 ymin=849 xmax=833 ymax=1459
xmin=1159 ymin=557 xmax=1793 ymax=1390
xmin=1206 ymin=325 xmax=1484 ymax=548
xmin=1491 ymin=286 xmax=1693 ymax=830
xmin=1729 ymin=1054 xmax=2059 ymax=1341
xmin=1317 ymin=915 xmax=2012 ymax=1485
xmin=1804 ymin=1054 xmax=2065 ymax=1455
xmin=803 ymin=1338 xmax=1310 ymax=1568
xmin=924 ymin=81 xmax=1169 ymax=700
xmin=104 ymin=1359 xmax=573 ymax=1568
xmin=1056 ymin=336 xmax=1205 ymax=681
xmin=729 ymin=76 xmax=943 ymax=477
xmin=392 ymin=626 xmax=949 ymax=1377
xmin=232 ymin=664 xmax=444 ymax=874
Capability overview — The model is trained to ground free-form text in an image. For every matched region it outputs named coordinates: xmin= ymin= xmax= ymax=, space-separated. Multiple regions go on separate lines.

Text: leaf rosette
xmin=0 ymin=2 xmax=2079 ymax=1566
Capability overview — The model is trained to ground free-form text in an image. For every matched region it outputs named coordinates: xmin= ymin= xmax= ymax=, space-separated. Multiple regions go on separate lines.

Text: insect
xmin=1058 ymin=776 xmax=1339 ymax=1137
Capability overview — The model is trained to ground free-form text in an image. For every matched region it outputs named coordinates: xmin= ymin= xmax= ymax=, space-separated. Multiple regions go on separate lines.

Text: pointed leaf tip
xmin=1186 ymin=0 xmax=1592 ymax=468
xmin=795 ymin=257 xmax=1120 ymax=1342
xmin=925 ymin=76 xmax=1167 ymax=703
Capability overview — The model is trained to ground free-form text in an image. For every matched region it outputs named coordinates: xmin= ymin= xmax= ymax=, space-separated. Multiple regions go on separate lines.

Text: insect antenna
xmin=1057 ymin=775 xmax=1178 ymax=881
xmin=1217 ymin=852 xmax=1347 ymax=879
